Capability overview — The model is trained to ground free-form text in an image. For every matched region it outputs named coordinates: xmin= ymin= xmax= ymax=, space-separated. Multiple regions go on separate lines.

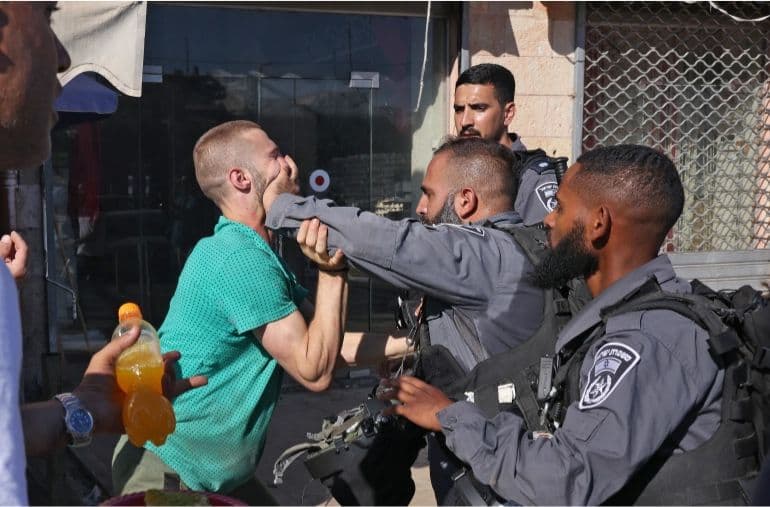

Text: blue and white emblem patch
xmin=579 ymin=342 xmax=640 ymax=410
xmin=535 ymin=182 xmax=558 ymax=212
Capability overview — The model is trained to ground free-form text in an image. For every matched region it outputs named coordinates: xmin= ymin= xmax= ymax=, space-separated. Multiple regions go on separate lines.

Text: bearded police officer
xmin=267 ymin=137 xmax=544 ymax=371
xmin=383 ymin=145 xmax=751 ymax=505
xmin=454 ymin=64 xmax=560 ymax=225
xmin=266 ymin=137 xmax=546 ymax=503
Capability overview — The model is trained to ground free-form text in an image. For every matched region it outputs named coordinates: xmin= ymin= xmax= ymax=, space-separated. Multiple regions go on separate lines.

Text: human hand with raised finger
xmin=297 ymin=218 xmax=347 ymax=273
xmin=378 ymin=375 xmax=452 ymax=432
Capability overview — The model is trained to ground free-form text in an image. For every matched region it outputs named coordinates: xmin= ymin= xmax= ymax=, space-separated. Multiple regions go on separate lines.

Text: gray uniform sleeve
xmin=437 ymin=313 xmax=719 ymax=505
xmin=515 ymin=168 xmax=558 ymax=226
xmin=266 ymin=194 xmax=507 ymax=308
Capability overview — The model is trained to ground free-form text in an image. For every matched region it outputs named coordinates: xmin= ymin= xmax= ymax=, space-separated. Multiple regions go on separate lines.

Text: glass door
xmin=258 ymin=76 xmax=411 ymax=331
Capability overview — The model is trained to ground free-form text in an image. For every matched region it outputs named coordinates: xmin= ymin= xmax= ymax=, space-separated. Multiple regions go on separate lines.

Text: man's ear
xmin=455 ymin=188 xmax=479 ymax=221
xmin=588 ymin=205 xmax=611 ymax=247
xmin=503 ymin=102 xmax=516 ymax=127
xmin=228 ymin=168 xmax=251 ymax=192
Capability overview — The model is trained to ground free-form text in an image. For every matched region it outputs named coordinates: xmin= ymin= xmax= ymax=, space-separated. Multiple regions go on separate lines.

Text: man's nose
xmin=461 ymin=109 xmax=473 ymax=127
xmin=416 ymin=195 xmax=428 ymax=216
xmin=54 ymin=35 xmax=71 ymax=73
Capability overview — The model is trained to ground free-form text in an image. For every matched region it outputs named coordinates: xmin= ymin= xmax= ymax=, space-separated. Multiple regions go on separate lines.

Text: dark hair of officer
xmin=456 ymin=63 xmax=516 ymax=106
xmin=434 ymin=136 xmax=520 ymax=209
xmin=575 ymin=144 xmax=684 ymax=248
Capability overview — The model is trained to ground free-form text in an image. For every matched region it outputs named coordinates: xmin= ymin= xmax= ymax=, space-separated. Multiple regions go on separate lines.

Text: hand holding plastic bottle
xmin=73 ymin=325 xmax=206 ymax=437
xmin=112 ymin=303 xmax=178 ymax=446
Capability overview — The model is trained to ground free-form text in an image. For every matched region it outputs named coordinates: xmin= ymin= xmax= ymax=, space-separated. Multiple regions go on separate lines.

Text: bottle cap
xmin=118 ymin=302 xmax=143 ymax=322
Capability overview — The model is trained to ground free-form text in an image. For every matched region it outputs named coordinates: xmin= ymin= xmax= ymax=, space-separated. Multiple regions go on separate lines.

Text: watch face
xmin=69 ymin=408 xmax=94 ymax=434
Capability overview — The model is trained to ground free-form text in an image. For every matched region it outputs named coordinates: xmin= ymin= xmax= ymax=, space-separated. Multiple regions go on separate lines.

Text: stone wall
xmin=465 ymin=2 xmax=578 ymax=160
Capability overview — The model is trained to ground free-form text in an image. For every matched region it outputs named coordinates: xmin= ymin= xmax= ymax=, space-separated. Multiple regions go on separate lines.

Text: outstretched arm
xmin=339 ymin=330 xmax=411 ymax=368
xmin=266 ymin=194 xmax=505 ymax=307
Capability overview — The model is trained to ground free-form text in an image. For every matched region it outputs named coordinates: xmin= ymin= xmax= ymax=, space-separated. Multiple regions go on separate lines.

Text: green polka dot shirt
xmin=147 ymin=216 xmax=307 ymax=492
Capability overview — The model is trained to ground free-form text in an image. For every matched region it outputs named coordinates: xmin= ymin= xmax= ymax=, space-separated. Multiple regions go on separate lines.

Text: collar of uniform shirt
xmin=554 ymin=254 xmax=679 ymax=351
xmin=473 ymin=210 xmax=523 ymax=227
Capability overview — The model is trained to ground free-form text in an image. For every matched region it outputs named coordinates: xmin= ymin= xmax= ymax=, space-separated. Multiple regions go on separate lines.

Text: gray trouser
xmin=112 ymin=435 xmax=277 ymax=505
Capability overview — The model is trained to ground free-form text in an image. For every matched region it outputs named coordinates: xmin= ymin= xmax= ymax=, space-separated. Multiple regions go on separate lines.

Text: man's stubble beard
xmin=420 ymin=193 xmax=463 ymax=226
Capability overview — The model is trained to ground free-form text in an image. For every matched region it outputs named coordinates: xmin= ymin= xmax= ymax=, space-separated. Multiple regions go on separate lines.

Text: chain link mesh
xmin=583 ymin=2 xmax=770 ymax=252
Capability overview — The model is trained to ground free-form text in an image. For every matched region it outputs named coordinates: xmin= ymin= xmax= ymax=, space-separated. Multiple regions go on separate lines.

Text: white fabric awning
xmin=52 ymin=2 xmax=148 ymax=97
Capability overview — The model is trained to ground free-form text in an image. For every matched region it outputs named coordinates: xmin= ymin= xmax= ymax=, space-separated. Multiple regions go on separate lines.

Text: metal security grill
xmin=582 ymin=2 xmax=770 ymax=252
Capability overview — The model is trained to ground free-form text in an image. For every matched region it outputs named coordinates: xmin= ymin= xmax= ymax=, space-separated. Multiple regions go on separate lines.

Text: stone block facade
xmin=464 ymin=1 xmax=578 ymax=160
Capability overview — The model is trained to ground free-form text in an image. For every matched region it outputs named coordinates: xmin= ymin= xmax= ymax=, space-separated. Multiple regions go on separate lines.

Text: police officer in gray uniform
xmin=383 ymin=145 xmax=730 ymax=505
xmin=454 ymin=64 xmax=559 ymax=225
xmin=267 ymin=137 xmax=544 ymax=371
xmin=266 ymin=137 xmax=546 ymax=503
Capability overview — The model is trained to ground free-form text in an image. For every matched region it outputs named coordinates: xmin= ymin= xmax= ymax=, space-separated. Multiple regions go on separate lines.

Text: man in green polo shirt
xmin=112 ymin=121 xmax=349 ymax=503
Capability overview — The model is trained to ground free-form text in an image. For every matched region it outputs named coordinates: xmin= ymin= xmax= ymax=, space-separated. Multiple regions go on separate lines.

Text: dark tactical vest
xmin=427 ymin=274 xmax=769 ymax=506
xmin=542 ymin=278 xmax=769 ymax=505
xmin=409 ymin=225 xmax=589 ymax=506
xmin=415 ymin=225 xmax=591 ymax=413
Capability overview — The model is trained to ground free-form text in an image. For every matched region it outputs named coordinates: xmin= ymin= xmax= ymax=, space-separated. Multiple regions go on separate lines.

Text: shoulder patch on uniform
xmin=437 ymin=224 xmax=486 ymax=237
xmin=579 ymin=342 xmax=640 ymax=410
xmin=535 ymin=182 xmax=559 ymax=212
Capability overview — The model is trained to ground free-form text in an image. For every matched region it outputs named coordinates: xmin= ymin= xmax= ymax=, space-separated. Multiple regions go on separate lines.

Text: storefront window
xmin=47 ymin=4 xmax=448 ymax=347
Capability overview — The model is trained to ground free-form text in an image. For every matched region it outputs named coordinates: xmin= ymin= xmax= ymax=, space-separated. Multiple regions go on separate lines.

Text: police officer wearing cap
xmin=454 ymin=63 xmax=561 ymax=226
xmin=266 ymin=136 xmax=546 ymax=503
xmin=382 ymin=145 xmax=752 ymax=505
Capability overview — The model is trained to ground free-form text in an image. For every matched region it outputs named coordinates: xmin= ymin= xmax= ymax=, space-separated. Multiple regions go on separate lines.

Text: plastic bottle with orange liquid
xmin=113 ymin=302 xmax=176 ymax=446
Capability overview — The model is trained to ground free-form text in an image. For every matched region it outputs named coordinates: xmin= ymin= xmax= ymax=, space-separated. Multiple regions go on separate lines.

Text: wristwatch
xmin=54 ymin=393 xmax=94 ymax=447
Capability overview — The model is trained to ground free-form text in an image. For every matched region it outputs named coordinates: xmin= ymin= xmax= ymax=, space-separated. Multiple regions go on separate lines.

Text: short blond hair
xmin=192 ymin=120 xmax=263 ymax=204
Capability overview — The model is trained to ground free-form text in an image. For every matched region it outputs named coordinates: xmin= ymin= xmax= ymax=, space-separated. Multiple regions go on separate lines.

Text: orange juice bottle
xmin=113 ymin=302 xmax=175 ymax=446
